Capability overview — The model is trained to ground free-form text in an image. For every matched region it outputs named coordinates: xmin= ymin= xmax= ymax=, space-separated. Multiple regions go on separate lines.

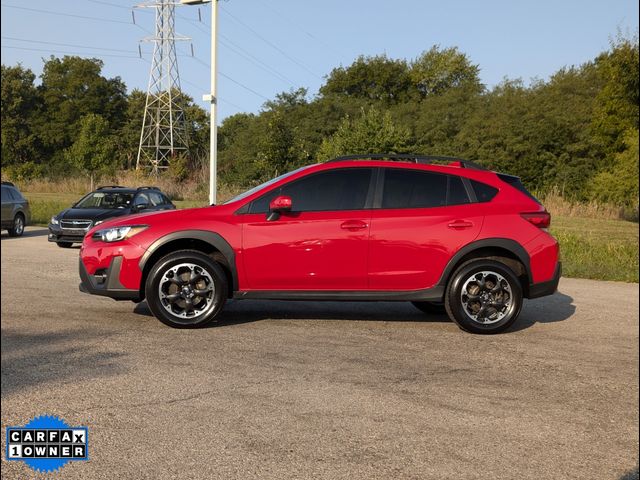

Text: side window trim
xmin=461 ymin=177 xmax=478 ymax=203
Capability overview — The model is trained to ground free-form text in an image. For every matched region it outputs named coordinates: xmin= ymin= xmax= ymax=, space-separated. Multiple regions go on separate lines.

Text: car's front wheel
xmin=7 ymin=213 xmax=25 ymax=237
xmin=444 ymin=259 xmax=523 ymax=334
xmin=145 ymin=250 xmax=228 ymax=328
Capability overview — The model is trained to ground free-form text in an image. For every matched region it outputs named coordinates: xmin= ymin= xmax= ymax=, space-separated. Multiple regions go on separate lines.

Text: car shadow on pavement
xmin=510 ymin=291 xmax=576 ymax=332
xmin=133 ymin=290 xmax=576 ymax=332
xmin=1 ymin=328 xmax=127 ymax=397
xmin=0 ymin=228 xmax=49 ymax=239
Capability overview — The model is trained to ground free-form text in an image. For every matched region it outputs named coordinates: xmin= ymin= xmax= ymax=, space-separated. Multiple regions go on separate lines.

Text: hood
xmin=58 ymin=207 xmax=132 ymax=223
xmin=89 ymin=207 xmax=203 ymax=230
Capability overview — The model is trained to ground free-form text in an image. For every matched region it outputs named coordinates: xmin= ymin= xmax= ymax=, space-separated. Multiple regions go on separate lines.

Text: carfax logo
xmin=5 ymin=415 xmax=89 ymax=474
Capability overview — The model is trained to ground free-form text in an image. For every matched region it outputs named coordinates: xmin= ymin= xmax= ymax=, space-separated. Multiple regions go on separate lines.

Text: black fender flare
xmin=138 ymin=230 xmax=238 ymax=291
xmin=435 ymin=238 xmax=532 ymax=288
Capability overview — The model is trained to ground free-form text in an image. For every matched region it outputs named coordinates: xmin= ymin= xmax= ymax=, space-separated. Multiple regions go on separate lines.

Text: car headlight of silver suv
xmin=92 ymin=225 xmax=148 ymax=243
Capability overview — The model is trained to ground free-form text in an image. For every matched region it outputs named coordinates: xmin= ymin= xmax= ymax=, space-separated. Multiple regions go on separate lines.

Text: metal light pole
xmin=181 ymin=0 xmax=218 ymax=205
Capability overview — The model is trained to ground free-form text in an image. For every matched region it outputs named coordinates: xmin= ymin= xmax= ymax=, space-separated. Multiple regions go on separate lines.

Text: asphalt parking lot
xmin=1 ymin=227 xmax=638 ymax=480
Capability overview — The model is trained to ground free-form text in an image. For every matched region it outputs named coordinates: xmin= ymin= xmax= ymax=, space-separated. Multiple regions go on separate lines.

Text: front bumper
xmin=527 ymin=262 xmax=562 ymax=299
xmin=79 ymin=256 xmax=140 ymax=301
xmin=49 ymin=225 xmax=87 ymax=244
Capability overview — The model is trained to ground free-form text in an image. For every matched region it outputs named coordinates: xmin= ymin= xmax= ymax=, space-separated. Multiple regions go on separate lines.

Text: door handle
xmin=448 ymin=220 xmax=473 ymax=229
xmin=340 ymin=220 xmax=368 ymax=231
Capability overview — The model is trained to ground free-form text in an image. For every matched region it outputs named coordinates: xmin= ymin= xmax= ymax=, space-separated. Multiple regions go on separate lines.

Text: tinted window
xmin=149 ymin=192 xmax=165 ymax=206
xmin=470 ymin=180 xmax=499 ymax=203
xmin=382 ymin=169 xmax=448 ymax=209
xmin=134 ymin=193 xmax=150 ymax=206
xmin=1 ymin=186 xmax=9 ymax=202
xmin=75 ymin=192 xmax=134 ymax=209
xmin=249 ymin=168 xmax=372 ymax=213
xmin=448 ymin=176 xmax=470 ymax=205
xmin=9 ymin=187 xmax=23 ymax=201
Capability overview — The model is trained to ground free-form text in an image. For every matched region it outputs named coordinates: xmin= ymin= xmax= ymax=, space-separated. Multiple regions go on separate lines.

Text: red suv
xmin=79 ymin=155 xmax=561 ymax=334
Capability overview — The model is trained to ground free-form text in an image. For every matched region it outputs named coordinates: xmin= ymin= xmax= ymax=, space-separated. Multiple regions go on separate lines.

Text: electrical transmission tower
xmin=136 ymin=1 xmax=190 ymax=174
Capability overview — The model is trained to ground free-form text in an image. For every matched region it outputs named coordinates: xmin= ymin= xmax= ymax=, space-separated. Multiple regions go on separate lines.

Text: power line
xmin=219 ymin=5 xmax=321 ymax=80
xmin=0 ymin=3 xmax=132 ymax=24
xmin=1 ymin=36 xmax=137 ymax=54
xmin=254 ymin=0 xmax=344 ymax=57
xmin=1 ymin=45 xmax=142 ymax=59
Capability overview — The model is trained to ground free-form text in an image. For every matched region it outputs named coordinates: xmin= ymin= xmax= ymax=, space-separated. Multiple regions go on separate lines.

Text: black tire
xmin=411 ymin=301 xmax=446 ymax=315
xmin=57 ymin=242 xmax=74 ymax=248
xmin=7 ymin=213 xmax=25 ymax=237
xmin=145 ymin=249 xmax=228 ymax=328
xmin=444 ymin=259 xmax=523 ymax=334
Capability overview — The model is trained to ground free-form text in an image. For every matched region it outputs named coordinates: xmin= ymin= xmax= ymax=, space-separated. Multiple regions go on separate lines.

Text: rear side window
xmin=1 ymin=186 xmax=9 ymax=202
xmin=382 ymin=169 xmax=448 ymax=209
xmin=497 ymin=174 xmax=541 ymax=204
xmin=381 ymin=169 xmax=470 ymax=209
xmin=469 ymin=180 xmax=499 ymax=203
xmin=9 ymin=187 xmax=23 ymax=200
xmin=148 ymin=192 xmax=165 ymax=206
xmin=249 ymin=168 xmax=372 ymax=213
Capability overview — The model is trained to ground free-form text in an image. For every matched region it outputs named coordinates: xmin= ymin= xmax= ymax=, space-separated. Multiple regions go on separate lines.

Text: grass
xmin=22 ymin=192 xmax=639 ymax=284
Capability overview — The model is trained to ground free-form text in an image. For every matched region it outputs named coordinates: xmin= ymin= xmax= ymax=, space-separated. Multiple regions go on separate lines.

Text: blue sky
xmin=1 ymin=0 xmax=638 ymax=122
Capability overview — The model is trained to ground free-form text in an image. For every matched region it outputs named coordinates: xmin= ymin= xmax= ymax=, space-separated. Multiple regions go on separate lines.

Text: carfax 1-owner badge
xmin=5 ymin=415 xmax=89 ymax=474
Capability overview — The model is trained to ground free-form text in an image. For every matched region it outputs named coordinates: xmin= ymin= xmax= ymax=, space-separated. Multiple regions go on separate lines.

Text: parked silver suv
xmin=1 ymin=181 xmax=30 ymax=237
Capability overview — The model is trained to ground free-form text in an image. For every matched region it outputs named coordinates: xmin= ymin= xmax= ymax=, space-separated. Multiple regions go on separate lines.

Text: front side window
xmin=249 ymin=168 xmax=373 ymax=214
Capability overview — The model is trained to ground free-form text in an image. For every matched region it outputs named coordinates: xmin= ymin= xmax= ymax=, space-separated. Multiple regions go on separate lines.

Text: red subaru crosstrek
xmin=79 ymin=155 xmax=561 ymax=334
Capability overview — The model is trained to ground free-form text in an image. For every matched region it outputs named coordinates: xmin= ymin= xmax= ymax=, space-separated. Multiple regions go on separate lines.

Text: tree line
xmin=1 ymin=37 xmax=638 ymax=210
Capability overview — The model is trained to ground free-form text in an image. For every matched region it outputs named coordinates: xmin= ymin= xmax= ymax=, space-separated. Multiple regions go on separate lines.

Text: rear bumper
xmin=78 ymin=256 xmax=140 ymax=301
xmin=527 ymin=262 xmax=561 ymax=299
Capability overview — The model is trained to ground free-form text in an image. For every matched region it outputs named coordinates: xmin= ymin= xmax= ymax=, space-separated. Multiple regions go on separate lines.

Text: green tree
xmin=410 ymin=45 xmax=482 ymax=96
xmin=1 ymin=64 xmax=42 ymax=170
xmin=317 ymin=107 xmax=411 ymax=160
xmin=64 ymin=113 xmax=117 ymax=189
xmin=37 ymin=56 xmax=127 ymax=155
xmin=320 ymin=55 xmax=413 ymax=103
xmin=589 ymin=128 xmax=639 ymax=208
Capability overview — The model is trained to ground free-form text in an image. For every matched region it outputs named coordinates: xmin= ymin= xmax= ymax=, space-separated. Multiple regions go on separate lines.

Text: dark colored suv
xmin=78 ymin=155 xmax=561 ymax=334
xmin=49 ymin=186 xmax=175 ymax=247
xmin=1 ymin=181 xmax=30 ymax=237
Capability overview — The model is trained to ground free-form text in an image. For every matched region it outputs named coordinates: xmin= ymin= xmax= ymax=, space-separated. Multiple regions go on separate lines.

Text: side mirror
xmin=267 ymin=195 xmax=292 ymax=221
xmin=135 ymin=202 xmax=149 ymax=212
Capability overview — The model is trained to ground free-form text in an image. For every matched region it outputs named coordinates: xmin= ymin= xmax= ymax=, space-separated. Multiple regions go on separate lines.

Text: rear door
xmin=240 ymin=168 xmax=374 ymax=290
xmin=368 ymin=168 xmax=483 ymax=290
xmin=1 ymin=186 xmax=14 ymax=226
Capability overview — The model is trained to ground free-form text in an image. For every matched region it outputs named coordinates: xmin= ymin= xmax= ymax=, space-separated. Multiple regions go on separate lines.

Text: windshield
xmin=74 ymin=192 xmax=134 ymax=209
xmin=223 ymin=166 xmax=313 ymax=205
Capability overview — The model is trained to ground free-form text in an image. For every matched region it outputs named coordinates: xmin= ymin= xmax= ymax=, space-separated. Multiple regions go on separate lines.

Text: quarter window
xmin=249 ymin=168 xmax=373 ymax=213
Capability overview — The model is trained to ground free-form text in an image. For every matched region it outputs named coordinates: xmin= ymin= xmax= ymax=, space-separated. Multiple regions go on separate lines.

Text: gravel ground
xmin=1 ymin=228 xmax=638 ymax=480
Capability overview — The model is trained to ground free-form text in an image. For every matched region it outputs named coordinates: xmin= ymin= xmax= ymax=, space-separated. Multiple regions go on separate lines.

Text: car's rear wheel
xmin=411 ymin=301 xmax=446 ymax=315
xmin=445 ymin=259 xmax=523 ymax=334
xmin=57 ymin=242 xmax=73 ymax=248
xmin=145 ymin=250 xmax=228 ymax=328
xmin=7 ymin=213 xmax=25 ymax=237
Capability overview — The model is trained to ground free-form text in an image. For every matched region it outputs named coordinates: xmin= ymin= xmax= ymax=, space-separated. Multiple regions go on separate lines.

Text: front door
xmin=240 ymin=168 xmax=374 ymax=290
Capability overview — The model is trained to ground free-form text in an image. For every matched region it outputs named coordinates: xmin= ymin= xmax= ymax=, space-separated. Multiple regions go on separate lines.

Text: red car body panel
xmin=79 ymin=160 xmax=560 ymax=301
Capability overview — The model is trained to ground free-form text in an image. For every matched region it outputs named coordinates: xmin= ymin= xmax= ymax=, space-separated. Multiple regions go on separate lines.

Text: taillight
xmin=521 ymin=211 xmax=551 ymax=229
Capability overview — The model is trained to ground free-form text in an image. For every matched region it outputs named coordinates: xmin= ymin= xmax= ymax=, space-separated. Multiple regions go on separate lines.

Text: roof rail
xmin=136 ymin=186 xmax=160 ymax=191
xmin=97 ymin=185 xmax=126 ymax=190
xmin=1 ymin=181 xmax=15 ymax=186
xmin=328 ymin=154 xmax=488 ymax=171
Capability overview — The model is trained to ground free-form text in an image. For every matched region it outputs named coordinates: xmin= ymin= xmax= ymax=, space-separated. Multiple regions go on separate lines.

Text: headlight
xmin=50 ymin=216 xmax=59 ymax=225
xmin=92 ymin=225 xmax=148 ymax=243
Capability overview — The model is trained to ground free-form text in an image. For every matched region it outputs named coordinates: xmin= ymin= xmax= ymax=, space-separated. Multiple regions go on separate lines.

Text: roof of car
xmin=327 ymin=154 xmax=488 ymax=171
xmin=94 ymin=185 xmax=161 ymax=193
